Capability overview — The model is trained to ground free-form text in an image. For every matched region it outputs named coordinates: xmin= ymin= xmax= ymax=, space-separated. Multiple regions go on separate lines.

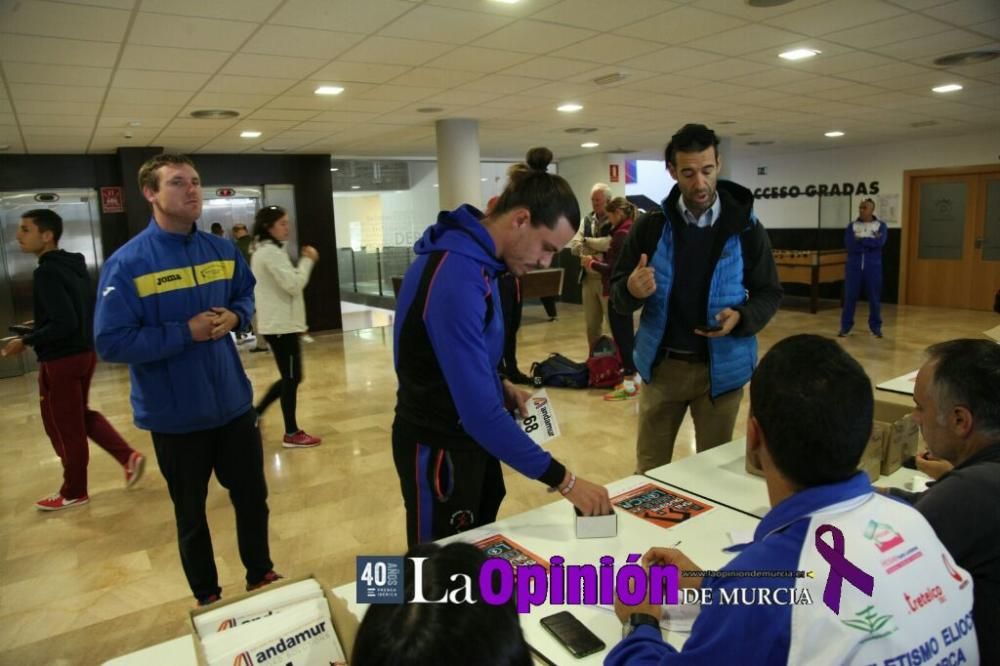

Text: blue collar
xmin=755 ymin=472 xmax=873 ymax=542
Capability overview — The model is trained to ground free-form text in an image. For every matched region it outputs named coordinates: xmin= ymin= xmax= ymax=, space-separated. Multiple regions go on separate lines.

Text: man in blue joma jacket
xmin=609 ymin=336 xmax=978 ymax=666
xmin=94 ymin=154 xmax=280 ymax=606
xmin=611 ymin=124 xmax=782 ymax=473
xmin=839 ymin=198 xmax=888 ymax=338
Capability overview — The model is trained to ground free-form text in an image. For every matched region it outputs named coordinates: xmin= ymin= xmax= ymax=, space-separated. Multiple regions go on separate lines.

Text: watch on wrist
xmin=622 ymin=612 xmax=659 ymax=639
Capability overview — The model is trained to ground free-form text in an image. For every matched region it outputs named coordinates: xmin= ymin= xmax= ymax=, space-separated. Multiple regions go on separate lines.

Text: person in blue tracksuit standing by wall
xmin=94 ymin=154 xmax=281 ymax=606
xmin=839 ymin=198 xmax=887 ymax=338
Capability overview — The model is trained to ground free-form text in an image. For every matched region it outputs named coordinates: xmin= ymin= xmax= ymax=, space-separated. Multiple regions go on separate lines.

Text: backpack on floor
xmin=587 ymin=335 xmax=624 ymax=388
xmin=530 ymin=353 xmax=589 ymax=389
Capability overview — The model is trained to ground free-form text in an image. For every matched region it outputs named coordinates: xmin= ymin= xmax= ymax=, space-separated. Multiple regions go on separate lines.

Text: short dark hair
xmin=664 ymin=123 xmax=720 ymax=166
xmin=210 ymin=222 xmax=223 ymax=233
xmin=926 ymin=339 xmax=1000 ymax=438
xmin=351 ymin=542 xmax=531 ymax=666
xmin=489 ymin=147 xmax=580 ymax=232
xmin=138 ymin=153 xmax=196 ymax=192
xmin=252 ymin=205 xmax=287 ymax=245
xmin=750 ymin=334 xmax=873 ymax=487
xmin=22 ymin=208 xmax=63 ymax=244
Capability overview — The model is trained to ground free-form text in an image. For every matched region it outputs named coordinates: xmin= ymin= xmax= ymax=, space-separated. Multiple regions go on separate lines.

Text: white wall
xmin=626 ymin=159 xmax=675 ymax=205
xmin=728 ymin=132 xmax=1000 ymax=229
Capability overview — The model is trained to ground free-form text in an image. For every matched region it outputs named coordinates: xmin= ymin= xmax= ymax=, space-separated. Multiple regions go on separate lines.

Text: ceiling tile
xmin=872 ymin=29 xmax=996 ymax=60
xmin=129 ymin=13 xmax=259 ymax=50
xmin=476 ymin=20 xmax=597 ymax=54
xmin=503 ymin=57 xmax=600 ymax=80
xmin=4 ymin=63 xmax=112 ymax=87
xmin=203 ymin=75 xmax=299 ymax=95
xmin=531 ymin=0 xmax=677 ymax=31
xmin=221 ymin=54 xmax=328 ymax=79
xmin=386 ymin=67 xmax=481 ymax=88
xmin=97 ymin=116 xmax=172 ymax=129
xmin=271 ymin=0 xmax=415 ymax=33
xmin=15 ymin=100 xmax=101 ymax=116
xmin=357 ymin=85 xmax=441 ymax=103
xmin=106 ymin=88 xmax=193 ymax=105
xmin=0 ymin=35 xmax=119 ymax=68
xmin=921 ymin=0 xmax=1000 ymax=27
xmin=9 ymin=84 xmax=106 ymax=103
xmin=834 ymin=61 xmax=934 ymax=84
xmin=103 ymin=102 xmax=185 ymax=117
xmin=424 ymin=90 xmax=501 ymax=106
xmin=338 ymin=37 xmax=454 ymax=67
xmin=113 ymin=69 xmax=212 ymax=91
xmin=19 ymin=114 xmax=96 ymax=128
xmin=188 ymin=92 xmax=276 ymax=108
xmin=119 ymin=45 xmax=231 ymax=74
xmin=617 ymin=6 xmax=745 ymax=45
xmin=457 ymin=74 xmax=546 ymax=95
xmin=139 ymin=0 xmax=281 ymax=22
xmin=823 ymin=13 xmax=950 ymax=50
xmin=550 ymin=34 xmax=665 ymax=65
xmin=0 ymin=1 xmax=130 ymax=41
xmin=241 ymin=26 xmax=364 ymax=60
xmin=423 ymin=46 xmax=534 ymax=73
xmin=698 ymin=23 xmax=809 ymax=57
xmin=798 ymin=51 xmax=896 ymax=76
xmin=765 ymin=0 xmax=906 ymax=36
xmin=697 ymin=58 xmax=774 ymax=81
xmin=688 ymin=0 xmax=827 ymax=21
xmin=309 ymin=62 xmax=411 ymax=85
xmin=246 ymin=109 xmax=319 ymax=121
xmin=378 ymin=5 xmax=513 ymax=44
xmin=618 ymin=46 xmax=726 ymax=74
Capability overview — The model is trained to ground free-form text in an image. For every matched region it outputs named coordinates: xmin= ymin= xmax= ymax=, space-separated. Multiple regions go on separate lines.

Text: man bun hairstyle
xmin=750 ymin=334 xmax=873 ymax=487
xmin=489 ymin=147 xmax=581 ymax=232
xmin=664 ymin=123 xmax=719 ymax=166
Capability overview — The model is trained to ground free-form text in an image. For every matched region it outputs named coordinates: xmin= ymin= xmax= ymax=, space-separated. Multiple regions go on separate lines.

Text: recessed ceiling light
xmin=190 ymin=109 xmax=239 ymax=119
xmin=824 ymin=131 xmax=845 ymax=138
xmin=351 ymin=185 xmax=361 ymax=190
xmin=593 ymin=72 xmax=627 ymax=85
xmin=581 ymin=142 xmax=600 ymax=148
xmin=779 ymin=48 xmax=820 ymax=61
xmin=433 ymin=184 xmax=439 ymax=188
xmin=557 ymin=103 xmax=583 ymax=113
xmin=0 ymin=144 xmax=11 ymax=151
xmin=330 ymin=168 xmax=339 ymax=172
xmin=932 ymin=83 xmax=963 ymax=93
xmin=491 ymin=0 xmax=520 ymax=4
xmin=480 ymin=177 xmax=487 ymax=182
xmin=127 ymin=121 xmax=142 ymax=127
xmin=314 ymin=86 xmax=344 ymax=96
xmin=240 ymin=131 xmax=262 ymax=138
xmin=564 ymin=127 xmax=598 ymax=134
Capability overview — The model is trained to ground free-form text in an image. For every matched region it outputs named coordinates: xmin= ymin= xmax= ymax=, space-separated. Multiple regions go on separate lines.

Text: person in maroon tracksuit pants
xmin=2 ymin=209 xmax=145 ymax=511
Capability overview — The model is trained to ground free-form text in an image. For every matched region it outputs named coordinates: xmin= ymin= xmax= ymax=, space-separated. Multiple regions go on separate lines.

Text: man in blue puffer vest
xmin=611 ymin=124 xmax=782 ymax=473
xmin=94 ymin=154 xmax=280 ymax=606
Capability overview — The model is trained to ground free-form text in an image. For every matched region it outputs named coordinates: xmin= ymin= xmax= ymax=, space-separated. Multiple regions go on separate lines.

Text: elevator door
xmin=202 ymin=185 xmax=299 ymax=257
xmin=0 ymin=190 xmax=102 ymax=378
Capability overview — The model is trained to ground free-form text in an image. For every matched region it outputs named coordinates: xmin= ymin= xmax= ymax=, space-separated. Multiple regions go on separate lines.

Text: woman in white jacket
xmin=250 ymin=206 xmax=321 ymax=448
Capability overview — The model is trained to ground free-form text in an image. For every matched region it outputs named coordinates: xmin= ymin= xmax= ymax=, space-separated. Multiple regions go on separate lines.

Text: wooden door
xmin=905 ymin=167 xmax=1000 ymax=310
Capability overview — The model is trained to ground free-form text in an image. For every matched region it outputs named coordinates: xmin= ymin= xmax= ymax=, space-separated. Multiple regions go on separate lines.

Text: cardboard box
xmin=881 ymin=414 xmax=920 ymax=475
xmin=859 ymin=422 xmax=887 ymax=482
xmin=189 ymin=574 xmax=353 ymax=666
xmin=575 ymin=507 xmax=618 ymax=538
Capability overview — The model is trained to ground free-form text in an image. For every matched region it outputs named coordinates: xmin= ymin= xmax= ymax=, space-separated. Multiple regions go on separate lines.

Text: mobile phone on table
xmin=695 ymin=323 xmax=723 ymax=334
xmin=540 ymin=610 xmax=606 ymax=658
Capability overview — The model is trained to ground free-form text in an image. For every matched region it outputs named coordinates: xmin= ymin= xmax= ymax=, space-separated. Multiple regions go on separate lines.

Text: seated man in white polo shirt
xmin=608 ymin=335 xmax=978 ymax=665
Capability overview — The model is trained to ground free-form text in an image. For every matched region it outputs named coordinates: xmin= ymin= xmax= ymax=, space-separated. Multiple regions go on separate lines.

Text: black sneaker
xmin=247 ymin=570 xmax=283 ymax=592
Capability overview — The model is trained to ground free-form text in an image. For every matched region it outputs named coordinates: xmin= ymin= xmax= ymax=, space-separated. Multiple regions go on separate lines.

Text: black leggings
xmin=608 ymin=306 xmax=636 ymax=376
xmin=256 ymin=333 xmax=302 ymax=434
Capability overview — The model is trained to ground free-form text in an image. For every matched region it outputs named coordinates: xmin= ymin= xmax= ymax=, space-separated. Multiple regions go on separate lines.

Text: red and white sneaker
xmin=35 ymin=494 xmax=89 ymax=511
xmin=282 ymin=431 xmax=321 ymax=448
xmin=125 ymin=451 xmax=145 ymax=488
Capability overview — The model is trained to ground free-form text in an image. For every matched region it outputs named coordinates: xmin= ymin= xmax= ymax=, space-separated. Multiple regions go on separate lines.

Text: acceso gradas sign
xmin=753 ymin=181 xmax=880 ymax=199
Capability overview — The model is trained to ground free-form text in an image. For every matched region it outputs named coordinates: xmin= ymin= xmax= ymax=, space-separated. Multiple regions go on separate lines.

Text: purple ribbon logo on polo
xmin=815 ymin=524 xmax=874 ymax=614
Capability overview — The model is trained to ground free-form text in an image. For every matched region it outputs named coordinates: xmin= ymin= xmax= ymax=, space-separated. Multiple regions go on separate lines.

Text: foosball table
xmin=771 ymin=249 xmax=847 ymax=313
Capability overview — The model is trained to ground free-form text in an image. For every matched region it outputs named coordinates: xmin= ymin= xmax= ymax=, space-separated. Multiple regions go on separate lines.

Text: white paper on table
xmin=908 ymin=475 xmax=933 ymax=493
xmin=728 ymin=530 xmax=755 ymax=546
xmin=516 ymin=388 xmax=560 ymax=445
xmin=875 ymin=369 xmax=918 ymax=396
xmin=194 ymin=578 xmax=323 ymax=637
xmin=200 ymin=598 xmax=345 ymax=666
